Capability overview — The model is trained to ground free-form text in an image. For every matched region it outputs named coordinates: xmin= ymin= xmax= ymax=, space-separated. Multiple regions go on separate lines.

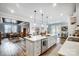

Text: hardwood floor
xmin=0 ymin=38 xmax=26 ymax=56
xmin=0 ymin=38 xmax=66 ymax=56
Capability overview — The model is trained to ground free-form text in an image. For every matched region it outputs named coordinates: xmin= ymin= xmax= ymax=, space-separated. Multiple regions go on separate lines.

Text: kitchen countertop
xmin=58 ymin=41 xmax=79 ymax=56
xmin=24 ymin=35 xmax=47 ymax=42
xmin=68 ymin=36 xmax=79 ymax=38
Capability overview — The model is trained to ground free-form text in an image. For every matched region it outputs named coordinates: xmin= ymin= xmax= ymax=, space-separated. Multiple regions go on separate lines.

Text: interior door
xmin=23 ymin=28 xmax=26 ymax=37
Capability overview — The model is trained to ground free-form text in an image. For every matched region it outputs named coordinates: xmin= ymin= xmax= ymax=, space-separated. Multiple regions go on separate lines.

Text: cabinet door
xmin=34 ymin=40 xmax=41 ymax=56
xmin=51 ymin=36 xmax=56 ymax=46
xmin=48 ymin=37 xmax=51 ymax=48
xmin=26 ymin=40 xmax=34 ymax=56
xmin=48 ymin=36 xmax=56 ymax=48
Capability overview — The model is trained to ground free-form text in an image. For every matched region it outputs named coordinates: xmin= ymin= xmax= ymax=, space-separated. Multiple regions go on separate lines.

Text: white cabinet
xmin=26 ymin=40 xmax=34 ymax=56
xmin=25 ymin=36 xmax=56 ymax=56
xmin=48 ymin=36 xmax=51 ymax=48
xmin=48 ymin=36 xmax=56 ymax=49
xmin=33 ymin=41 xmax=41 ymax=56
xmin=26 ymin=40 xmax=41 ymax=56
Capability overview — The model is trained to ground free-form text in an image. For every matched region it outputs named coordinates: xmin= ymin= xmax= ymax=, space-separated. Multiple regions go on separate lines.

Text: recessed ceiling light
xmin=7 ymin=8 xmax=14 ymax=14
xmin=10 ymin=9 xmax=14 ymax=13
xmin=16 ymin=4 xmax=20 ymax=8
xmin=34 ymin=23 xmax=36 ymax=26
xmin=53 ymin=3 xmax=57 ymax=7
xmin=60 ymin=13 xmax=63 ymax=16
xmin=41 ymin=24 xmax=44 ymax=27
xmin=30 ymin=16 xmax=33 ymax=19
xmin=39 ymin=10 xmax=43 ymax=14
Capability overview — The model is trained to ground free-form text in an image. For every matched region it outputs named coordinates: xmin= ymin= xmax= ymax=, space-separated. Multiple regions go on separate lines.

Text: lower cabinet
xmin=26 ymin=40 xmax=34 ymax=56
xmin=33 ymin=41 xmax=41 ymax=56
xmin=26 ymin=40 xmax=41 ymax=56
xmin=48 ymin=36 xmax=56 ymax=49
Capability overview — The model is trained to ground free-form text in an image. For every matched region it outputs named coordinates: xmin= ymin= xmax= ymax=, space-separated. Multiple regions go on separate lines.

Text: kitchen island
xmin=24 ymin=35 xmax=57 ymax=56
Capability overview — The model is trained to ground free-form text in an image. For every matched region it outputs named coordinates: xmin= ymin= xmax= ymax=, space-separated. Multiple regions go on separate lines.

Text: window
xmin=4 ymin=24 xmax=17 ymax=33
xmin=5 ymin=18 xmax=12 ymax=22
xmin=12 ymin=20 xmax=17 ymax=23
xmin=12 ymin=25 xmax=17 ymax=33
xmin=5 ymin=24 xmax=12 ymax=33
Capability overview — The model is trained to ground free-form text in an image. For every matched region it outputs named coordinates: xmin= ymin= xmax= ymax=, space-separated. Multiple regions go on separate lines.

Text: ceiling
xmin=0 ymin=3 xmax=76 ymax=24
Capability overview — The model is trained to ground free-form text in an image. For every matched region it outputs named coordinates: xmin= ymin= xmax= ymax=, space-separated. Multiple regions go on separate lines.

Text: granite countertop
xmin=58 ymin=41 xmax=79 ymax=56
xmin=24 ymin=35 xmax=47 ymax=42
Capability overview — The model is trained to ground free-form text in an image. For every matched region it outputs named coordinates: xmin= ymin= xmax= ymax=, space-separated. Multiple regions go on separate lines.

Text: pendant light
xmin=34 ymin=10 xmax=37 ymax=26
xmin=41 ymin=13 xmax=44 ymax=27
xmin=46 ymin=16 xmax=48 ymax=27
xmin=11 ymin=19 xmax=13 ymax=33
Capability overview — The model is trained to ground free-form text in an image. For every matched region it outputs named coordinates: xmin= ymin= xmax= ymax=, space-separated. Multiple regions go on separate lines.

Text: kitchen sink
xmin=68 ymin=37 xmax=79 ymax=42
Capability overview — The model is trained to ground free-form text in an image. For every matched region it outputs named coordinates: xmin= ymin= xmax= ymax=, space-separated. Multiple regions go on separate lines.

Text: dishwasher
xmin=41 ymin=38 xmax=48 ymax=53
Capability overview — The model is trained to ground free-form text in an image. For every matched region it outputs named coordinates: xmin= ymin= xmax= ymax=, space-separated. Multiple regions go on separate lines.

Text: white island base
xmin=24 ymin=35 xmax=56 ymax=56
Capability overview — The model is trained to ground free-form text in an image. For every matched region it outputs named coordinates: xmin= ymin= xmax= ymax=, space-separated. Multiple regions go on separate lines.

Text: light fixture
xmin=39 ymin=10 xmax=43 ymax=14
xmin=16 ymin=3 xmax=20 ymax=8
xmin=30 ymin=16 xmax=33 ymax=19
xmin=46 ymin=16 xmax=49 ymax=27
xmin=60 ymin=13 xmax=63 ymax=16
xmin=7 ymin=7 xmax=14 ymax=14
xmin=10 ymin=9 xmax=14 ymax=13
xmin=33 ymin=10 xmax=37 ymax=26
xmin=41 ymin=13 xmax=44 ymax=27
xmin=34 ymin=23 xmax=36 ymax=26
xmin=53 ymin=3 xmax=57 ymax=7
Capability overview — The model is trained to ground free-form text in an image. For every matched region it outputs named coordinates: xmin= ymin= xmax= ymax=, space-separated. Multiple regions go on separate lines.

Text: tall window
xmin=12 ymin=25 xmax=17 ymax=33
xmin=5 ymin=24 xmax=11 ymax=33
xmin=4 ymin=24 xmax=17 ymax=33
